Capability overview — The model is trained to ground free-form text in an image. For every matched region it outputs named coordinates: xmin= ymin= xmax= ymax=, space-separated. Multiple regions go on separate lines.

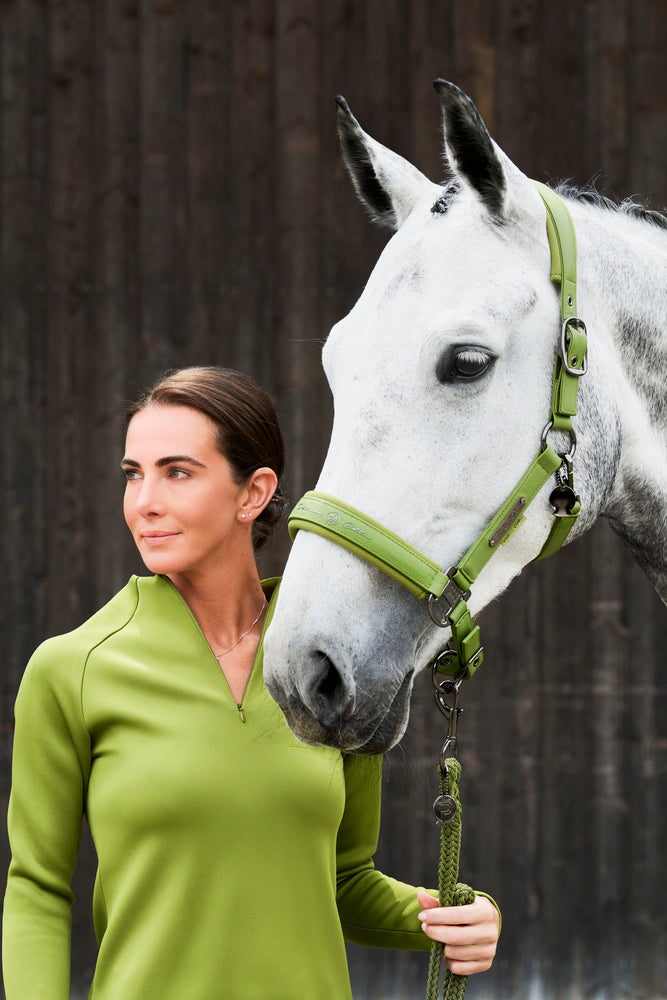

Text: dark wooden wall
xmin=1 ymin=2 xmax=665 ymax=998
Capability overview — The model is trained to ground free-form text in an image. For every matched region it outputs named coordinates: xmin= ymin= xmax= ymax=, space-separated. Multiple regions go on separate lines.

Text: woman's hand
xmin=417 ymin=890 xmax=499 ymax=975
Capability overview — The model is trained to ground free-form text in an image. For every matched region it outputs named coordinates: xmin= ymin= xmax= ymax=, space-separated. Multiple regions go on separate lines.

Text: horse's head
xmin=263 ymin=81 xmax=619 ymax=753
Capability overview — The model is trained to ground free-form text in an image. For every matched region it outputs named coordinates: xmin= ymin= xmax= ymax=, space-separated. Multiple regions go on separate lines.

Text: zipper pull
xmin=237 ymin=704 xmax=246 ymax=723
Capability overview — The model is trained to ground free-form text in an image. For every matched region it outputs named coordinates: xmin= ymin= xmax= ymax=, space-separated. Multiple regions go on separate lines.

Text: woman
xmin=3 ymin=366 xmax=499 ymax=999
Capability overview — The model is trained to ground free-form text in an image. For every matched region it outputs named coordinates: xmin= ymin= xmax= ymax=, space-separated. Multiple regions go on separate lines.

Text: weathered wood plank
xmin=1 ymin=2 xmax=665 ymax=997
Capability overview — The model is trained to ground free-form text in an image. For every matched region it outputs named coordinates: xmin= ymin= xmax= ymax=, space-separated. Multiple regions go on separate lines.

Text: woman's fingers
xmin=443 ymin=945 xmax=497 ymax=976
xmin=417 ymin=893 xmax=499 ymax=974
xmin=416 ymin=890 xmax=439 ymax=910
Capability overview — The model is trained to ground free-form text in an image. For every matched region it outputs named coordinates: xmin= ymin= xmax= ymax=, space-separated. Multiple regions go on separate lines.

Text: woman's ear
xmin=238 ymin=467 xmax=278 ymax=522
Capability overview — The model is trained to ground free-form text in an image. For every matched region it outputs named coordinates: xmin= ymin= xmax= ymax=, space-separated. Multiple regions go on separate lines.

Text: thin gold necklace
xmin=213 ymin=598 xmax=267 ymax=660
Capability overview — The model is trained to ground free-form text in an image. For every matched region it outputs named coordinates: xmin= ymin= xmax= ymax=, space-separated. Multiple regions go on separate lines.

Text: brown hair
xmin=127 ymin=366 xmax=287 ymax=549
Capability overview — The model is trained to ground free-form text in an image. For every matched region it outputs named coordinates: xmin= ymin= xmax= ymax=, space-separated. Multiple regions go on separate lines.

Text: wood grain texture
xmin=1 ymin=2 xmax=665 ymax=997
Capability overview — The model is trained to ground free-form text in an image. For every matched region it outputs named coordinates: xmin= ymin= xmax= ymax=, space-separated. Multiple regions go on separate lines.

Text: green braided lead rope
xmin=425 ymin=759 xmax=475 ymax=1000
xmin=439 ymin=884 xmax=476 ymax=1000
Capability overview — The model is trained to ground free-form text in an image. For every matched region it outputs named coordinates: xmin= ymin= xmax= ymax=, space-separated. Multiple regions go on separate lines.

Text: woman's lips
xmin=141 ymin=532 xmax=180 ymax=546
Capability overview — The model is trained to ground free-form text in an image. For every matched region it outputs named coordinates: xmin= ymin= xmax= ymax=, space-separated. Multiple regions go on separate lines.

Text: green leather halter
xmin=288 ymin=183 xmax=587 ymax=682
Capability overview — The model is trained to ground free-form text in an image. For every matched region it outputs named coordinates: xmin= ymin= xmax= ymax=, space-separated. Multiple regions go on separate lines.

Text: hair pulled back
xmin=127 ymin=366 xmax=287 ymax=549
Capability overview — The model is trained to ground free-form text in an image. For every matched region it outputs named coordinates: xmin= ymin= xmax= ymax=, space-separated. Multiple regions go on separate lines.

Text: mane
xmin=431 ymin=177 xmax=667 ymax=232
xmin=555 ymin=181 xmax=667 ymax=231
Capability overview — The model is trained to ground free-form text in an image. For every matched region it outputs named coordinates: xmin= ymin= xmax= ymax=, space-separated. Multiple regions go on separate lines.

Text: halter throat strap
xmin=288 ymin=183 xmax=587 ymax=680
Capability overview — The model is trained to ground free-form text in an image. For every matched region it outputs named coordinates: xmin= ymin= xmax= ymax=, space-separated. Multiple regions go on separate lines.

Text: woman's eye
xmin=122 ymin=468 xmax=141 ymax=481
xmin=168 ymin=467 xmax=190 ymax=480
xmin=437 ymin=347 xmax=494 ymax=383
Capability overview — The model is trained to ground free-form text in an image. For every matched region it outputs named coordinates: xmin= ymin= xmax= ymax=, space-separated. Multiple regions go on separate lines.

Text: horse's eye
xmin=437 ymin=347 xmax=494 ymax=383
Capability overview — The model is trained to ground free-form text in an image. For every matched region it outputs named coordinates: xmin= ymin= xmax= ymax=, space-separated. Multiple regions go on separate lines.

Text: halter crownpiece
xmin=288 ymin=183 xmax=587 ymax=684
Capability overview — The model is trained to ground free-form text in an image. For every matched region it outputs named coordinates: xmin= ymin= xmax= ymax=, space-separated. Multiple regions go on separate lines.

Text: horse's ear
xmin=433 ymin=80 xmax=509 ymax=218
xmin=335 ymin=95 xmax=433 ymax=230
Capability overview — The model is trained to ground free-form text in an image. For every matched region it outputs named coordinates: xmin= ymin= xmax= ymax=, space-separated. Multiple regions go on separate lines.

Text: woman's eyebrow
xmin=120 ymin=456 xmax=206 ymax=469
xmin=155 ymin=455 xmax=206 ymax=468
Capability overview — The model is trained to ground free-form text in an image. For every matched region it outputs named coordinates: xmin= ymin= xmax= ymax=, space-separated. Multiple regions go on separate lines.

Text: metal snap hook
xmin=549 ymin=454 xmax=580 ymax=516
xmin=431 ymin=667 xmax=463 ymax=761
xmin=549 ymin=484 xmax=578 ymax=516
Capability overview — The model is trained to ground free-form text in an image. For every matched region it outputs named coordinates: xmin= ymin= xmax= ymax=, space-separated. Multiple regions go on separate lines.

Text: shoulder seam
xmin=79 ymin=577 xmax=142 ymax=732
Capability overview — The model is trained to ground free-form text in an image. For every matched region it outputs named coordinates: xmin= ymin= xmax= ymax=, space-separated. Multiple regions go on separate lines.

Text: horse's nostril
xmin=314 ymin=652 xmax=340 ymax=698
xmin=309 ymin=651 xmax=355 ymax=720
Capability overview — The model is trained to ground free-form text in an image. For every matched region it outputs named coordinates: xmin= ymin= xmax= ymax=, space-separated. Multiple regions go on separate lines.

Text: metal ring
xmin=563 ymin=426 xmax=577 ymax=463
xmin=541 ymin=420 xmax=577 ymax=462
xmin=432 ymin=648 xmax=459 ymax=681
xmin=428 ymin=592 xmax=452 ymax=628
xmin=540 ymin=419 xmax=553 ymax=451
xmin=432 ymin=650 xmax=468 ymax=686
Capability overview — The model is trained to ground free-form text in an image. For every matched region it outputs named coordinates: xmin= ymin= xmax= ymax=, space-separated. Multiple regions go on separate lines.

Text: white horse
xmin=263 ymin=80 xmax=667 ymax=754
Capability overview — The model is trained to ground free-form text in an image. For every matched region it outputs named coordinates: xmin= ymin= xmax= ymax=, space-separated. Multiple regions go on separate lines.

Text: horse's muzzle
xmin=266 ymin=664 xmax=415 ymax=754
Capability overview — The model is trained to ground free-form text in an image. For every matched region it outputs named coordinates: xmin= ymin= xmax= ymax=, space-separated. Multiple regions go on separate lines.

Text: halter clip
xmin=427 ymin=569 xmax=470 ymax=627
xmin=432 ymin=668 xmax=464 ymax=761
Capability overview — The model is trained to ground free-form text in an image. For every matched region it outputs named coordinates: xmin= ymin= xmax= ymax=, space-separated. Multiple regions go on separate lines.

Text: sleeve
xmin=2 ymin=640 xmax=92 ymax=1000
xmin=335 ymin=755 xmax=502 ymax=950
xmin=335 ymin=754 xmax=432 ymax=951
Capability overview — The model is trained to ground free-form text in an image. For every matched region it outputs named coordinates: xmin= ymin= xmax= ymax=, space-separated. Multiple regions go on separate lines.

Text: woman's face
xmin=122 ymin=404 xmax=249 ymax=579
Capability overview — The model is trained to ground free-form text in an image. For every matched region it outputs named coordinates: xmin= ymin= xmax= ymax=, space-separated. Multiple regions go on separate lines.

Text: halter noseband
xmin=288 ymin=182 xmax=587 ymax=683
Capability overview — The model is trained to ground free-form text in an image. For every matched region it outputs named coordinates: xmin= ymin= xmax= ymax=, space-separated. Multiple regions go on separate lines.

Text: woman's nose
xmin=134 ymin=477 xmax=165 ymax=517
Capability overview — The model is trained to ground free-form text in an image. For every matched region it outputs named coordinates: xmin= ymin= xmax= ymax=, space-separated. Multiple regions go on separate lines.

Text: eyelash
xmin=121 ymin=467 xmax=191 ymax=481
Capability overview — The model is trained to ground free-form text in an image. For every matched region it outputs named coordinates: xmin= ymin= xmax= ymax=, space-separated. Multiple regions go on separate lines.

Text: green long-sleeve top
xmin=3 ymin=574 xmax=433 ymax=999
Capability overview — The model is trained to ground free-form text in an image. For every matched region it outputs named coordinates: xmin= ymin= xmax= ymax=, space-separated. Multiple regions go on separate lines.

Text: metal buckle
xmin=560 ymin=318 xmax=588 ymax=376
xmin=427 ymin=568 xmax=470 ymax=628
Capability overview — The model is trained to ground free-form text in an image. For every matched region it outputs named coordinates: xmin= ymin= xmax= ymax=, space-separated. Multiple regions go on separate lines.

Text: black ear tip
xmin=433 ymin=79 xmax=465 ymax=105
xmin=335 ymin=94 xmax=351 ymax=115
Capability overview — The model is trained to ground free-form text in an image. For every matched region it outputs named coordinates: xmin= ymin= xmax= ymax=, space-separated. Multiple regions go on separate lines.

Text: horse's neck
xmin=575 ymin=202 xmax=667 ymax=603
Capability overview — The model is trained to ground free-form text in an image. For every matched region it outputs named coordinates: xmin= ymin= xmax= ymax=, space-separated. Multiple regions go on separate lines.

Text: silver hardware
xmin=540 ymin=421 xmax=577 ymax=464
xmin=432 ymin=643 xmax=484 ymax=681
xmin=432 ymin=646 xmax=459 ymax=675
xmin=433 ymin=762 xmax=458 ymax=825
xmin=427 ymin=568 xmax=471 ymax=627
xmin=488 ymin=496 xmax=526 ymax=547
xmin=465 ymin=646 xmax=484 ymax=675
xmin=549 ymin=460 xmax=579 ymax=516
xmin=431 ymin=670 xmax=463 ymax=761
xmin=559 ymin=318 xmax=588 ymax=376
xmin=549 ymin=484 xmax=578 ymax=516
xmin=433 ymin=792 xmax=458 ymax=826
